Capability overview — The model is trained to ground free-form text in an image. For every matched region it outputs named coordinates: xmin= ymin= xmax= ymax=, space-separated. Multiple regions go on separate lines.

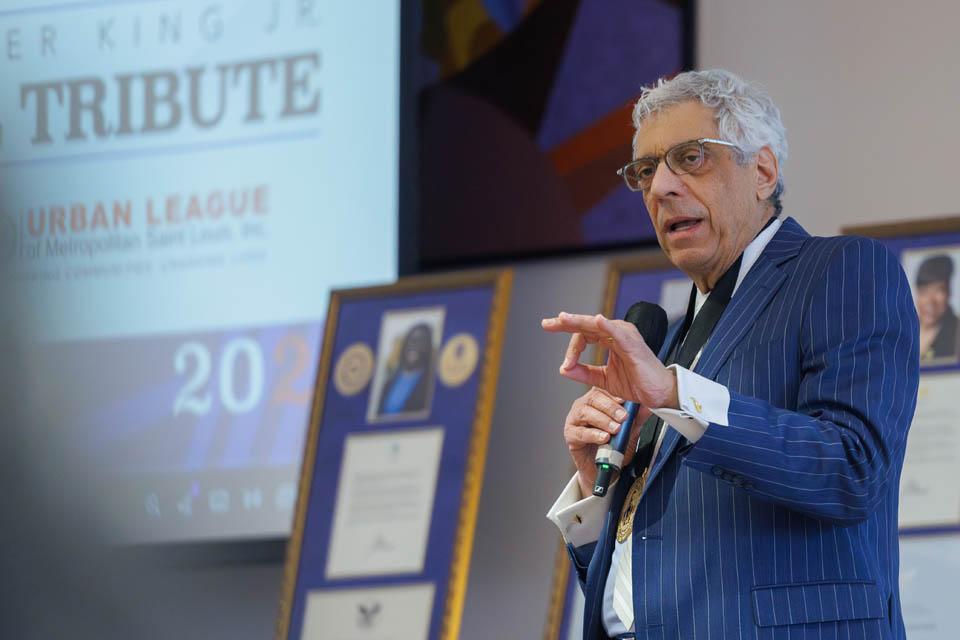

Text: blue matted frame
xmin=845 ymin=216 xmax=960 ymax=537
xmin=277 ymin=269 xmax=513 ymax=639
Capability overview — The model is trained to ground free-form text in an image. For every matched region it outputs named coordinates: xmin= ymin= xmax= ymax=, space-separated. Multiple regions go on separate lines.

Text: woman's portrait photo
xmin=366 ymin=307 xmax=445 ymax=423
xmin=903 ymin=247 xmax=960 ymax=366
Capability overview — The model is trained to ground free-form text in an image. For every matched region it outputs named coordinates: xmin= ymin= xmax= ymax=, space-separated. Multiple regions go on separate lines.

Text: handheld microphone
xmin=592 ymin=301 xmax=668 ymax=497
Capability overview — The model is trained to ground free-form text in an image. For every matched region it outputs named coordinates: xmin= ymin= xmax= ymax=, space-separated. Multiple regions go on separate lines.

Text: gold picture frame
xmin=276 ymin=269 xmax=513 ymax=640
xmin=845 ymin=216 xmax=960 ymax=534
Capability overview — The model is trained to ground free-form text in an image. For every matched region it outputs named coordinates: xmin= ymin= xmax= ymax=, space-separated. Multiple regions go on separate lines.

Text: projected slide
xmin=0 ymin=0 xmax=400 ymax=542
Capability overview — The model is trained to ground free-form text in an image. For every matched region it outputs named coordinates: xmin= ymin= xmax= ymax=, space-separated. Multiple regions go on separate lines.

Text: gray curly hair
xmin=632 ymin=69 xmax=788 ymax=216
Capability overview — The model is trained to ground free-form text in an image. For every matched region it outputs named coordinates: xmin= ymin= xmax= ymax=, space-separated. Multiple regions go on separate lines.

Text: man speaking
xmin=543 ymin=70 xmax=918 ymax=639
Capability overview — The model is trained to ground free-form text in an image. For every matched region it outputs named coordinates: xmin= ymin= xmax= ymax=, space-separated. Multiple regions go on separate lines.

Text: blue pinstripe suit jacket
xmin=569 ymin=217 xmax=919 ymax=640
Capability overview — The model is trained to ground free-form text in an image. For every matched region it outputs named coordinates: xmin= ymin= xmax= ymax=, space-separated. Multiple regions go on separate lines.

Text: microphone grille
xmin=624 ymin=301 xmax=668 ymax=353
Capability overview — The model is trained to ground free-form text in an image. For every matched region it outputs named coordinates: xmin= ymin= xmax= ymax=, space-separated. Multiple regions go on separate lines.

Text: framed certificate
xmin=543 ymin=250 xmax=688 ymax=639
xmin=277 ymin=270 xmax=512 ymax=639
xmin=845 ymin=217 xmax=960 ymax=535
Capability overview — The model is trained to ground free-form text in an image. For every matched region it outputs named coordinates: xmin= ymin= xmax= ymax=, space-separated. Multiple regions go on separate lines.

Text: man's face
xmin=633 ymin=101 xmax=770 ymax=289
xmin=916 ymin=281 xmax=949 ymax=328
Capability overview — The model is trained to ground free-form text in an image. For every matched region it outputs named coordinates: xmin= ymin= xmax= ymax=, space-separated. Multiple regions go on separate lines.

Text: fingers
xmin=566 ymin=425 xmax=611 ymax=447
xmin=544 ymin=313 xmax=647 ymax=357
xmin=558 ymin=361 xmax=606 ymax=387
xmin=595 ymin=315 xmax=646 ymax=356
xmin=561 ymin=332 xmax=587 ymax=372
xmin=542 ymin=312 xmax=605 ymax=336
xmin=564 ymin=388 xmax=628 ymax=447
xmin=585 ymin=388 xmax=628 ymax=422
xmin=576 ymin=403 xmax=623 ymax=434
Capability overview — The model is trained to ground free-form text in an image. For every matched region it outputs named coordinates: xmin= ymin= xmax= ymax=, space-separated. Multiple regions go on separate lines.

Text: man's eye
xmin=676 ymin=151 xmax=702 ymax=168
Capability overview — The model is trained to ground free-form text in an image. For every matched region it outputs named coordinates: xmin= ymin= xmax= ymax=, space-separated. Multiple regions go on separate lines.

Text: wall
xmin=698 ymin=0 xmax=960 ymax=238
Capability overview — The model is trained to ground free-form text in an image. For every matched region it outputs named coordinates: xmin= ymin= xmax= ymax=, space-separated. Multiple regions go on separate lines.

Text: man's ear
xmin=755 ymin=146 xmax=779 ymax=201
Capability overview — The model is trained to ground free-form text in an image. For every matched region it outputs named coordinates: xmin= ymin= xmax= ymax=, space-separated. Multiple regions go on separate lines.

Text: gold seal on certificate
xmin=334 ymin=343 xmax=375 ymax=396
xmin=438 ymin=333 xmax=479 ymax=387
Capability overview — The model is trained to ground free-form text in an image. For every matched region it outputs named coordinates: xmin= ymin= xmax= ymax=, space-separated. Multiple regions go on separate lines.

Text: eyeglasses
xmin=617 ymin=138 xmax=740 ymax=192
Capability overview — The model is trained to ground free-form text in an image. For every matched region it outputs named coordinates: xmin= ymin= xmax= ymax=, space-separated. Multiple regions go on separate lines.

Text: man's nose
xmin=648 ymin=160 xmax=684 ymax=198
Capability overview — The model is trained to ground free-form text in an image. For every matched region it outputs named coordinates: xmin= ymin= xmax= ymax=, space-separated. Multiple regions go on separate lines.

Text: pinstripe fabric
xmin=566 ymin=218 xmax=919 ymax=640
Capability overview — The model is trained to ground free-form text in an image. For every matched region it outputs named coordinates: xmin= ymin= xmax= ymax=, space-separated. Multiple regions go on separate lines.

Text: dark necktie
xmin=630 ymin=252 xmax=742 ymax=477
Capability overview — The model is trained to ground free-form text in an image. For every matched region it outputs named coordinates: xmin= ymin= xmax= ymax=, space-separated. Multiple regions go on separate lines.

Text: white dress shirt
xmin=545 ymin=217 xmax=782 ymax=636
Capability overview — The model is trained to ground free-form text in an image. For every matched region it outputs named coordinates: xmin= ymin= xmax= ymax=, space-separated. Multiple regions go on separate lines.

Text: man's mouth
xmin=665 ymin=217 xmax=702 ymax=234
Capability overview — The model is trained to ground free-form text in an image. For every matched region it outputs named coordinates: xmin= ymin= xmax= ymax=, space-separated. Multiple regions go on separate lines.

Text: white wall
xmin=698 ymin=0 xmax=960 ymax=237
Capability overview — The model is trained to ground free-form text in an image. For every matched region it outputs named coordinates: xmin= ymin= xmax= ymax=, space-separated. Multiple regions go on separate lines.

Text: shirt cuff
xmin=649 ymin=365 xmax=731 ymax=442
xmin=545 ymin=473 xmax=614 ymax=547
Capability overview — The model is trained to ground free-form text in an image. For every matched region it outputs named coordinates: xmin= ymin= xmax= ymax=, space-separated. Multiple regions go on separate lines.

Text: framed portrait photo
xmin=366 ymin=307 xmax=446 ymax=424
xmin=277 ymin=270 xmax=512 ymax=640
xmin=845 ymin=217 xmax=960 ymax=535
xmin=900 ymin=246 xmax=960 ymax=367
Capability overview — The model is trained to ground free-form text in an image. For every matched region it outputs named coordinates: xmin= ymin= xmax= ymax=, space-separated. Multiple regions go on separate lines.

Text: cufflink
xmin=690 ymin=396 xmax=703 ymax=413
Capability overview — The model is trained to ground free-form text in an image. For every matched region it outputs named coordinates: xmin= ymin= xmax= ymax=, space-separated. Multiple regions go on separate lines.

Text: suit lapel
xmin=642 ymin=217 xmax=808 ymax=493
xmin=692 ymin=259 xmax=787 ymax=380
xmin=659 ymin=319 xmax=685 ymax=362
xmin=582 ymin=477 xmax=629 ymax=638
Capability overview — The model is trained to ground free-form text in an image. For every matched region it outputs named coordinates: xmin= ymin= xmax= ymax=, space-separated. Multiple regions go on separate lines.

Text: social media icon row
xmin=144 ymin=483 xmax=295 ymax=518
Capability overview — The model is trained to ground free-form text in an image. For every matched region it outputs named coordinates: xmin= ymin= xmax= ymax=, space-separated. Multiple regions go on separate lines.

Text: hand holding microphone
xmin=543 ymin=302 xmax=669 ymax=498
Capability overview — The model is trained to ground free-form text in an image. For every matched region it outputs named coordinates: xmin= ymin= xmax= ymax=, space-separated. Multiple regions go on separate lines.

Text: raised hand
xmin=541 ymin=312 xmax=678 ymax=411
